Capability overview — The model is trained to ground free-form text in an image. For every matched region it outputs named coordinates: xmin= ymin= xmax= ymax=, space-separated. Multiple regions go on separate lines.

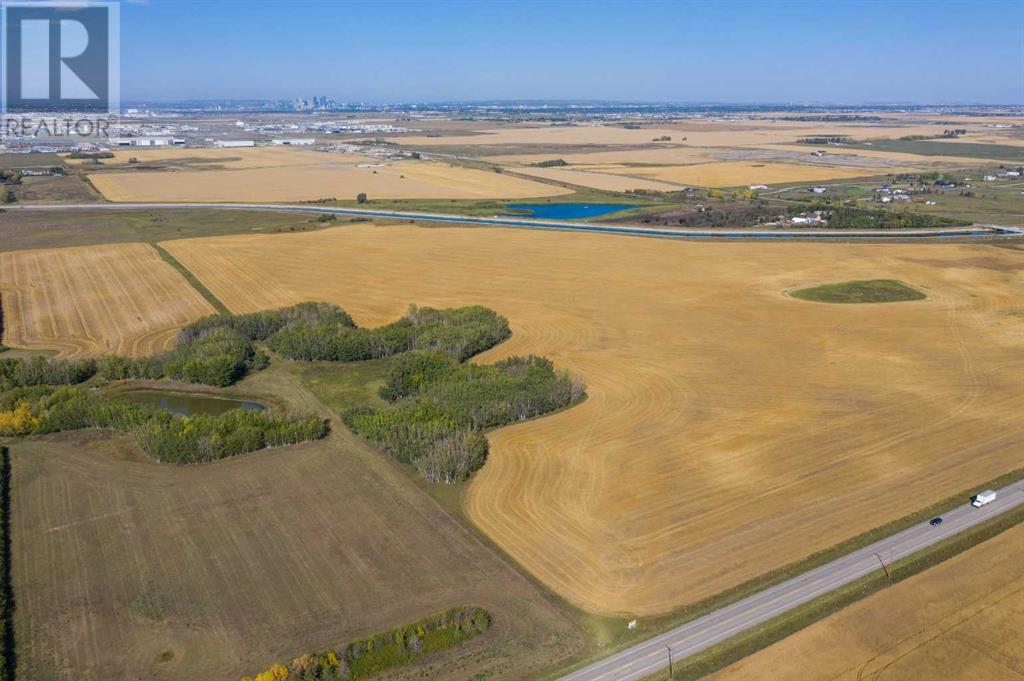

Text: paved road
xmin=559 ymin=483 xmax=1024 ymax=681
xmin=10 ymin=202 xmax=1024 ymax=241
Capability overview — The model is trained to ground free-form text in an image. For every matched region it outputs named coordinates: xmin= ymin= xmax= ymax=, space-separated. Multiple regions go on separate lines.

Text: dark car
xmin=929 ymin=517 xmax=943 ymax=526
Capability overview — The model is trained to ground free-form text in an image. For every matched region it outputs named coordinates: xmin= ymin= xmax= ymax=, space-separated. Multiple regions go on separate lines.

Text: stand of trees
xmin=242 ymin=607 xmax=491 ymax=681
xmin=345 ymin=352 xmax=584 ymax=483
xmin=266 ymin=305 xmax=511 ymax=363
xmin=0 ymin=387 xmax=327 ymax=464
xmin=796 ymin=204 xmax=970 ymax=229
xmin=0 ymin=356 xmax=96 ymax=390
xmin=99 ymin=302 xmax=355 ymax=386
xmin=97 ymin=303 xmax=510 ymax=386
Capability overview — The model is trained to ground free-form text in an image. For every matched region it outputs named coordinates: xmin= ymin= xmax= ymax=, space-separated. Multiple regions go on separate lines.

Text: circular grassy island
xmin=791 ymin=279 xmax=926 ymax=304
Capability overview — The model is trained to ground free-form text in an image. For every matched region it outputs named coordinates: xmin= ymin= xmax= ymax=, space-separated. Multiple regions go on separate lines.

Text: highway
xmin=558 ymin=483 xmax=1024 ymax=681
xmin=10 ymin=202 xmax=1024 ymax=241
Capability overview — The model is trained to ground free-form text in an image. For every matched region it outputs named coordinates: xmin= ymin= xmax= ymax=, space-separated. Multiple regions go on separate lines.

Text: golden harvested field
xmin=161 ymin=224 xmax=1024 ymax=616
xmin=750 ymin=143 xmax=1000 ymax=166
xmin=597 ymin=161 xmax=873 ymax=187
xmin=87 ymin=158 xmax=571 ymax=202
xmin=510 ymin=165 xmax=685 ymax=191
xmin=388 ymin=124 xmax=686 ymax=146
xmin=393 ymin=120 xmax=1011 ymax=149
xmin=485 ymin=147 xmax=714 ymax=165
xmin=709 ymin=522 xmax=1024 ymax=681
xmin=0 ymin=243 xmax=215 ymax=358
xmin=66 ymin=145 xmax=372 ymax=169
xmin=11 ymin=389 xmax=583 ymax=681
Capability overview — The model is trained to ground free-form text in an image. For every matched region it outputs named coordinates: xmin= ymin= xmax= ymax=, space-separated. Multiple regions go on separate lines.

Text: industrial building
xmin=108 ymin=137 xmax=185 ymax=147
xmin=214 ymin=140 xmax=256 ymax=148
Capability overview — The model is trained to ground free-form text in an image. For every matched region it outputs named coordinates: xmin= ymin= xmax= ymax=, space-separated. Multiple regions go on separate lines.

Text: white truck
xmin=972 ymin=490 xmax=997 ymax=508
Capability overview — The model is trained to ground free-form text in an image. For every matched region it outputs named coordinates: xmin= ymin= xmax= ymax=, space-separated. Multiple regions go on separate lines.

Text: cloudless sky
xmin=120 ymin=0 xmax=1023 ymax=104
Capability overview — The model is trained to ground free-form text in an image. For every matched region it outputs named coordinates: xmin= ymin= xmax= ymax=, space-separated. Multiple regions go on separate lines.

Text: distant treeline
xmin=242 ymin=607 xmax=491 ymax=681
xmin=531 ymin=159 xmax=568 ymax=167
xmin=797 ymin=136 xmax=850 ymax=145
xmin=0 ymin=386 xmax=327 ymax=464
xmin=66 ymin=151 xmax=114 ymax=160
xmin=796 ymin=204 xmax=970 ymax=229
xmin=345 ymin=352 xmax=584 ymax=483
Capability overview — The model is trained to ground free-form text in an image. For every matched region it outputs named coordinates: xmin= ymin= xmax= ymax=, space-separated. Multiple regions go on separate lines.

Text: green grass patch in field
xmin=791 ymin=279 xmax=925 ymax=304
xmin=291 ymin=358 xmax=394 ymax=413
xmin=151 ymin=243 xmax=230 ymax=315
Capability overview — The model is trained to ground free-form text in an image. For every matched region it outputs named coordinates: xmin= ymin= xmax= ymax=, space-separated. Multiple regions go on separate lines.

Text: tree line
xmin=98 ymin=302 xmax=354 ymax=387
xmin=0 ymin=387 xmax=327 ymax=464
xmin=795 ymin=203 xmax=969 ymax=229
xmin=96 ymin=302 xmax=511 ymax=386
xmin=345 ymin=352 xmax=584 ymax=483
xmin=242 ymin=607 xmax=491 ymax=681
xmin=266 ymin=304 xmax=511 ymax=363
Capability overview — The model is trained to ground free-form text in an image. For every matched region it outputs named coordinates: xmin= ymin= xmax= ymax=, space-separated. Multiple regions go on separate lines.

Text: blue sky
xmin=120 ymin=0 xmax=1023 ymax=104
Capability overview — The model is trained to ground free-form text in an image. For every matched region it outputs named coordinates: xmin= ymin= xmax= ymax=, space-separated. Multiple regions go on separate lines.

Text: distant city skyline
xmin=121 ymin=0 xmax=1022 ymax=105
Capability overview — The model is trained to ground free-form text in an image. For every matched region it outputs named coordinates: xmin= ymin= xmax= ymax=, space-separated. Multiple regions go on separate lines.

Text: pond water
xmin=505 ymin=203 xmax=635 ymax=220
xmin=119 ymin=390 xmax=267 ymax=417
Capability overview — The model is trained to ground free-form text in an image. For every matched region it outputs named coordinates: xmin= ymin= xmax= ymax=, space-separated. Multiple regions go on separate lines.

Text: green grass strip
xmin=150 ymin=243 xmax=230 ymax=315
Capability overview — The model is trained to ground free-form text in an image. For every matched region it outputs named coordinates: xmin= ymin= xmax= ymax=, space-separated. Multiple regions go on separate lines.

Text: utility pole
xmin=666 ymin=645 xmax=674 ymax=679
xmin=875 ymin=552 xmax=892 ymax=583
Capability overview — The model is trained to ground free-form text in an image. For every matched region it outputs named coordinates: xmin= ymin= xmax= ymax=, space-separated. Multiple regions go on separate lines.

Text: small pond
xmin=119 ymin=390 xmax=267 ymax=417
xmin=504 ymin=203 xmax=635 ymax=220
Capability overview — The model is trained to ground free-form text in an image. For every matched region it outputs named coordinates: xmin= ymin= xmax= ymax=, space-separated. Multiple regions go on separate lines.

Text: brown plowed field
xmin=160 ymin=225 xmax=1024 ymax=616
xmin=0 ymin=243 xmax=215 ymax=358
xmin=11 ymin=416 xmax=583 ymax=681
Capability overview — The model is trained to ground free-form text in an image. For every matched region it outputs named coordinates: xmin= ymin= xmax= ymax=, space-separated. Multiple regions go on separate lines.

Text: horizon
xmin=122 ymin=98 xmax=1023 ymax=107
xmin=118 ymin=0 xmax=1023 ymax=105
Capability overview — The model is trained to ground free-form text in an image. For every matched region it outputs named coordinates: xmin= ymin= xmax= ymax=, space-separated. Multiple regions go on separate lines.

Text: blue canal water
xmin=505 ymin=203 xmax=634 ymax=220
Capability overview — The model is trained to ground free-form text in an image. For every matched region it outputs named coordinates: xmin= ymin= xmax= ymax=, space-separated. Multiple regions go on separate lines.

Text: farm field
xmin=708 ymin=521 xmax=1024 ymax=681
xmin=388 ymin=124 xmax=688 ymax=146
xmin=0 ymin=242 xmax=215 ymax=358
xmin=10 ymin=174 xmax=102 ymax=204
xmin=509 ymin=165 xmax=685 ymax=191
xmin=595 ymin=161 xmax=873 ymax=187
xmin=161 ymin=223 xmax=1024 ymax=616
xmin=393 ymin=118 xmax=1024 ymax=151
xmin=65 ymin=145 xmax=373 ymax=169
xmin=10 ymin=366 xmax=584 ymax=681
xmin=484 ymin=146 xmax=713 ymax=166
xmin=84 ymin=147 xmax=572 ymax=202
xmin=0 ymin=208 xmax=340 ymax=252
